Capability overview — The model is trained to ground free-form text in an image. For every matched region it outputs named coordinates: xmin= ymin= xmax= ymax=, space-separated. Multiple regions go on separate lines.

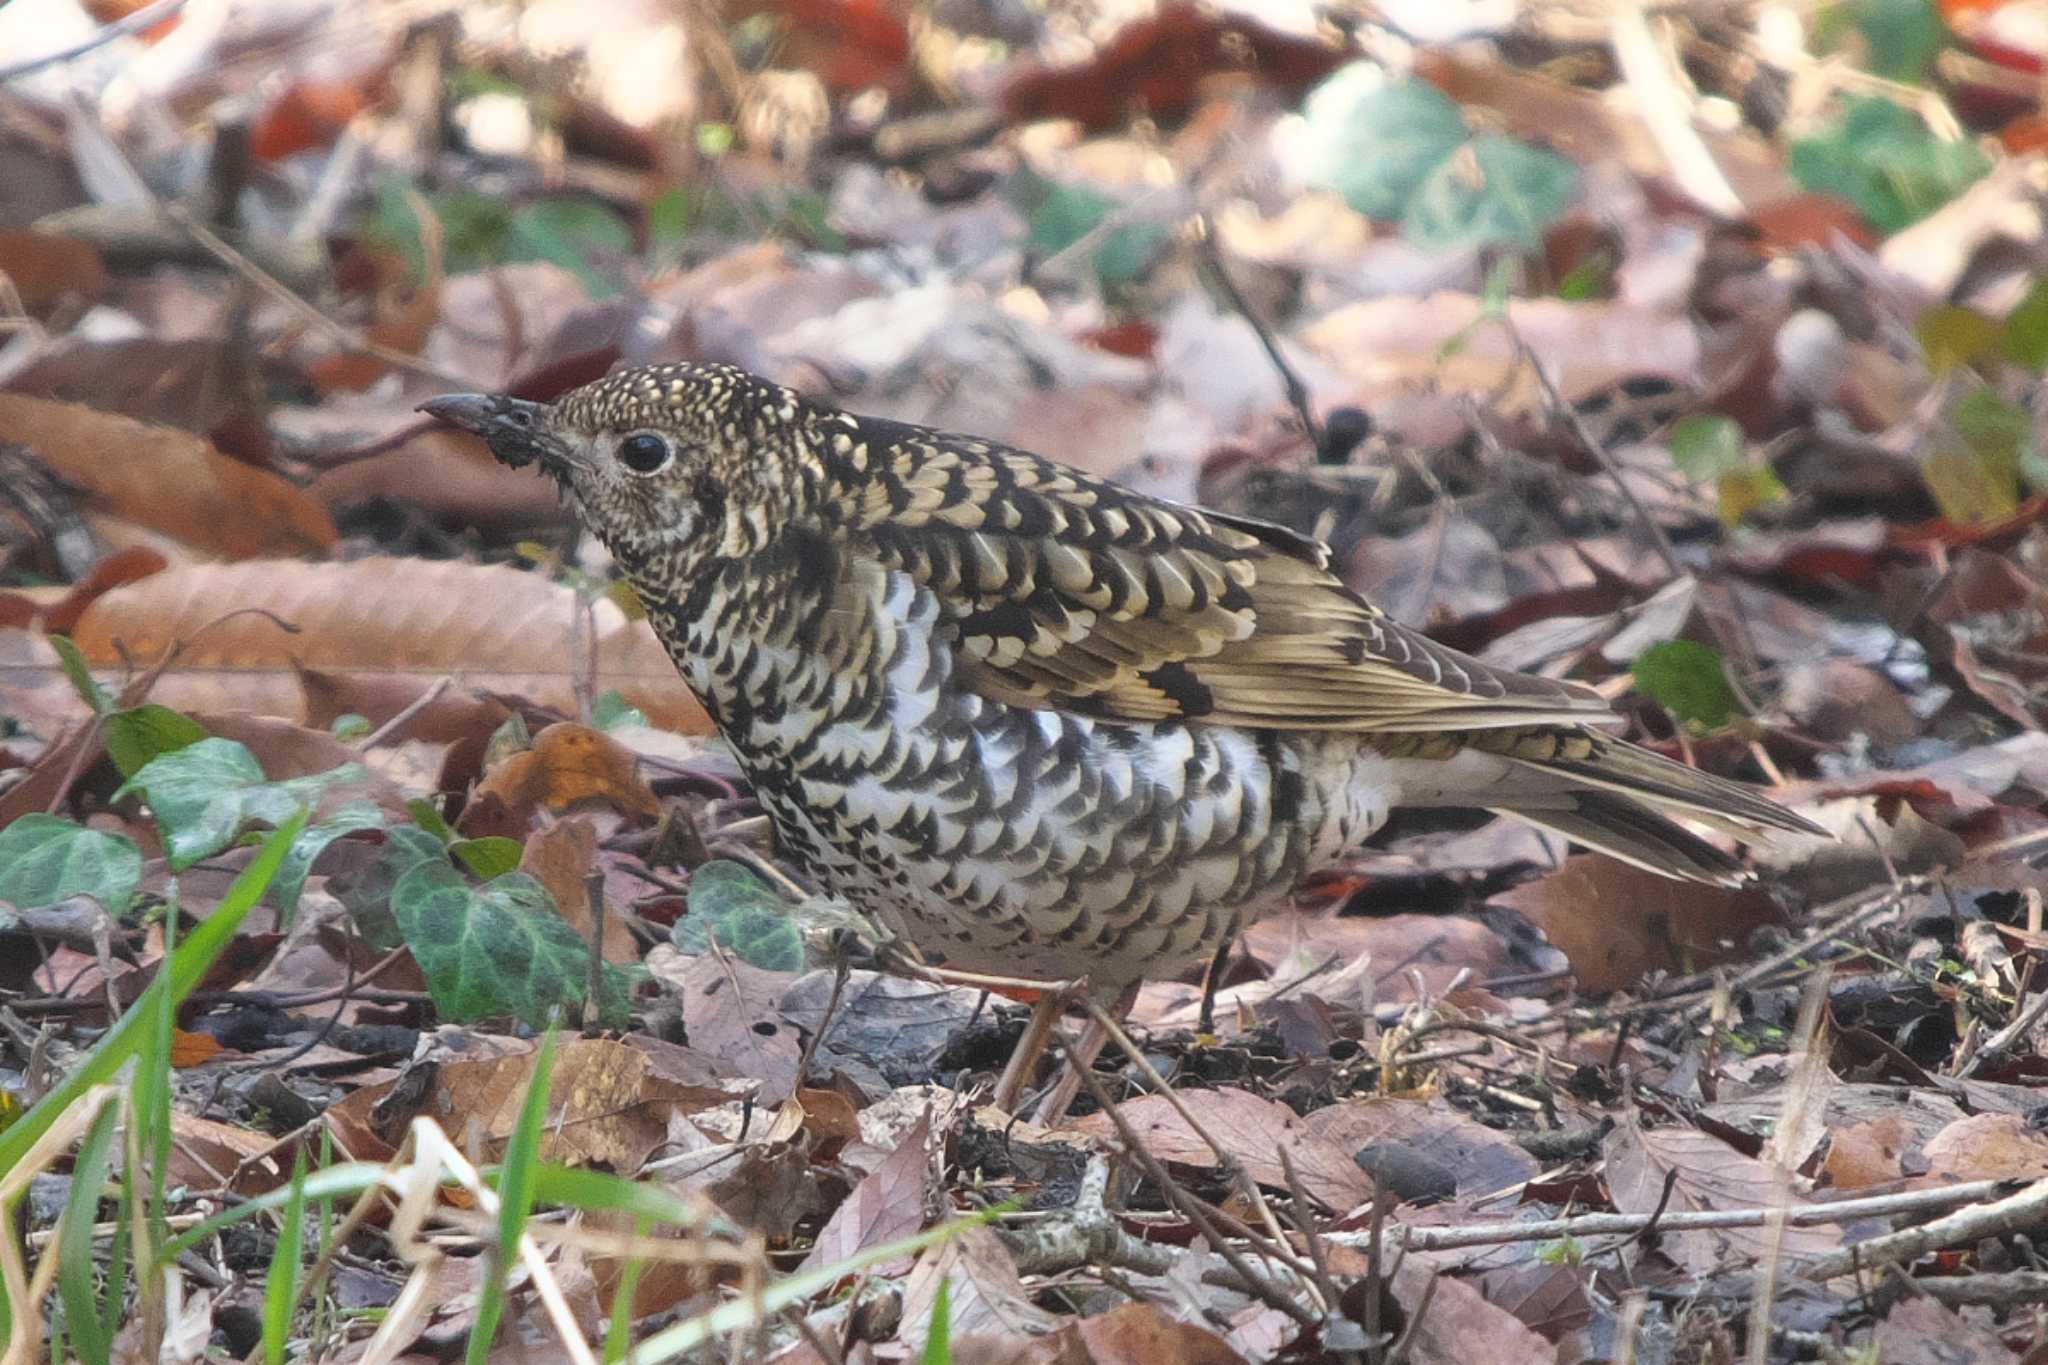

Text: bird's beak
xmin=417 ymin=393 xmax=585 ymax=474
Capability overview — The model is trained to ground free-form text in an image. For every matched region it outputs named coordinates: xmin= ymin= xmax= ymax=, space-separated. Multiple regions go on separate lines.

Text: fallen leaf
xmin=799 ymin=1109 xmax=931 ymax=1273
xmin=43 ymin=557 xmax=710 ymax=733
xmin=1064 ymin=1086 xmax=1371 ymax=1209
xmin=1493 ymin=857 xmax=1785 ymax=992
xmin=472 ymin=722 xmax=659 ymax=829
xmin=0 ymin=395 xmax=336 ymax=559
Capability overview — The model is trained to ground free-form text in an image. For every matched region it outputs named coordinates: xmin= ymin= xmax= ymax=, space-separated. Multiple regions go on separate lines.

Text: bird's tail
xmin=1491 ymin=731 xmax=1822 ymax=886
xmin=1385 ymin=728 xmax=1824 ymax=887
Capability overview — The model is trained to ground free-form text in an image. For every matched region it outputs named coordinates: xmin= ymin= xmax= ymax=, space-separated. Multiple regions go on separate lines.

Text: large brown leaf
xmin=48 ymin=557 xmax=710 ymax=733
xmin=0 ymin=395 xmax=336 ymax=558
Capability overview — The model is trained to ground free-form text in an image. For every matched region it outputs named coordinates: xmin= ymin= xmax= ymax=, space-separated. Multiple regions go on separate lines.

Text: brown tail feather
xmin=1492 ymin=730 xmax=1822 ymax=884
xmin=1491 ymin=791 xmax=1753 ymax=886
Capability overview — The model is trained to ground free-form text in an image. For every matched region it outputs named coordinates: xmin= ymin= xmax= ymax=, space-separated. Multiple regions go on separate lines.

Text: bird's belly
xmin=756 ymin=697 xmax=1396 ymax=991
xmin=687 ymin=568 xmax=1398 ymax=991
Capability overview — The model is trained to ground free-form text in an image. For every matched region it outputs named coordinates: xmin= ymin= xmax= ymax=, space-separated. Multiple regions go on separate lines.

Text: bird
xmin=422 ymin=363 xmax=1820 ymax=1109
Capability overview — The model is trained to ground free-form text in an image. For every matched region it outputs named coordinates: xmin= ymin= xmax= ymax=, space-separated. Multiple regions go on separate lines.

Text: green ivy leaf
xmin=1014 ymin=171 xmax=1169 ymax=287
xmin=1790 ymin=96 xmax=1989 ymax=234
xmin=1296 ymin=69 xmax=1470 ymax=222
xmin=270 ymin=802 xmax=389 ymax=919
xmin=1667 ymin=414 xmax=1748 ymax=482
xmin=1402 ymin=135 xmax=1579 ymax=253
xmin=1632 ymin=640 xmax=1740 ymax=730
xmin=591 ymin=690 xmax=647 ymax=732
xmin=507 ymin=199 xmax=634 ymax=298
xmin=326 ymin=824 xmax=448 ymax=951
xmin=452 ymin=836 xmax=523 ymax=881
xmin=0 ymin=814 xmax=142 ymax=914
xmin=392 ymin=861 xmax=634 ymax=1028
xmin=115 ymin=738 xmax=365 ymax=871
xmin=1851 ymin=0 xmax=1946 ymax=83
xmin=103 ymin=704 xmax=208 ymax=780
xmin=673 ymin=860 xmax=806 ymax=973
xmin=1925 ymin=387 xmax=2029 ymax=524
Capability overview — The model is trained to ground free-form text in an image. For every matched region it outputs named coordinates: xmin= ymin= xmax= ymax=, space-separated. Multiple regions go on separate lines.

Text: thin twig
xmin=1193 ymin=215 xmax=1323 ymax=453
xmin=0 ymin=0 xmax=189 ymax=81
xmin=359 ymin=676 xmax=453 ymax=749
xmin=1333 ymin=1178 xmax=2014 ymax=1253
xmin=1069 ymin=1061 xmax=1318 ymax=1330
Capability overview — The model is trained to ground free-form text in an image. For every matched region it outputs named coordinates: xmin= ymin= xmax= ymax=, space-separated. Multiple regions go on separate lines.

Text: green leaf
xmin=114 ymin=738 xmax=364 ymax=871
xmin=507 ymin=199 xmax=634 ymax=298
xmin=591 ymin=690 xmax=647 ymax=732
xmin=270 ymin=802 xmax=389 ymax=919
xmin=56 ymin=1101 xmax=119 ymax=1365
xmin=392 ymin=862 xmax=633 ymax=1029
xmin=472 ymin=1029 xmax=559 ymax=1365
xmin=49 ymin=635 xmax=109 ymax=715
xmin=2 ymin=812 xmax=306 ymax=1346
xmin=921 ymin=1277 xmax=952 ymax=1365
xmin=406 ymin=798 xmax=457 ymax=844
xmin=452 ymin=836 xmax=523 ymax=881
xmin=1916 ymin=304 xmax=2002 ymax=376
xmin=1667 ymin=414 xmax=1748 ymax=482
xmin=1632 ymin=640 xmax=1740 ymax=730
xmin=1555 ymin=251 xmax=1613 ymax=301
xmin=263 ymin=1150 xmax=308 ymax=1365
xmin=673 ymin=860 xmax=806 ymax=973
xmin=1789 ymin=96 xmax=1989 ymax=234
xmin=1014 ymin=170 xmax=1168 ymax=287
xmin=103 ymin=703 xmax=208 ymax=780
xmin=330 ymin=713 xmax=371 ymax=741
xmin=1926 ymin=386 xmax=2029 ymax=523
xmin=1402 ymin=135 xmax=1579 ymax=253
xmin=1717 ymin=464 xmax=1789 ymax=528
xmin=1297 ymin=69 xmax=1470 ymax=222
xmin=1852 ymin=0 xmax=1946 ymax=82
xmin=0 ymin=814 xmax=142 ymax=913
xmin=2001 ymin=276 xmax=2048 ymax=371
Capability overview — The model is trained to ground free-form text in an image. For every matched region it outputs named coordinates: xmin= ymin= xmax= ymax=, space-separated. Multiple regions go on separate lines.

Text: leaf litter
xmin=7 ymin=0 xmax=2048 ymax=1360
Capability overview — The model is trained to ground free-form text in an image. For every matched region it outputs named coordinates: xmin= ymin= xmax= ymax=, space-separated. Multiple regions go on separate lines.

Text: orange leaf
xmin=473 ymin=722 xmax=660 ymax=828
xmin=170 ymin=1029 xmax=224 ymax=1067
xmin=0 ymin=397 xmax=336 ymax=559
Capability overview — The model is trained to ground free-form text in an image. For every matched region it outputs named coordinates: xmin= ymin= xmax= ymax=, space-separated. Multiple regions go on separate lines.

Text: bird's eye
xmin=617 ymin=431 xmax=674 ymax=474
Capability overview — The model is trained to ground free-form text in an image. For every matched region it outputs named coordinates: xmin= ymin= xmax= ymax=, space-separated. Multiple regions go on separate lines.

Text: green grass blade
xmin=468 ymin=1026 xmax=559 ymax=1365
xmin=56 ymin=1101 xmax=120 ymax=1365
xmin=155 ymin=1163 xmax=388 ymax=1267
xmin=263 ymin=1150 xmax=309 ymax=1365
xmin=919 ymin=1278 xmax=951 ymax=1365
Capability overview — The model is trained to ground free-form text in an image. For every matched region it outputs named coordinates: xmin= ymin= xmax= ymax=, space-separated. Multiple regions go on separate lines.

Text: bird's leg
xmin=1029 ymin=980 xmax=1142 ymax=1127
xmin=989 ymin=987 xmax=1065 ymax=1116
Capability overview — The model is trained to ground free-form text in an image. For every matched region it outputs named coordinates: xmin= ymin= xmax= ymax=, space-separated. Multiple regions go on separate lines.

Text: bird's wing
xmin=833 ymin=418 xmax=1614 ymax=732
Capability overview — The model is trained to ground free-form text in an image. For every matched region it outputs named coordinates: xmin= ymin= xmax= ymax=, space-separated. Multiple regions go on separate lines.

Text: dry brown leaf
xmin=0 ymin=230 xmax=107 ymax=312
xmin=649 ymin=944 xmax=802 ymax=1107
xmin=324 ymin=1036 xmax=743 ymax=1169
xmin=518 ymin=817 xmax=638 ymax=963
xmin=1870 ymin=1295 xmax=2019 ymax=1365
xmin=1298 ymin=1097 xmax=1539 ymax=1199
xmin=1064 ymin=1086 xmax=1371 ymax=1209
xmin=0 ymin=395 xmax=336 ymax=559
xmin=1919 ymin=1113 xmax=2048 ymax=1184
xmin=49 ymin=557 xmax=710 ymax=733
xmin=799 ymin=1109 xmax=932 ymax=1274
xmin=476 ymin=722 xmax=660 ymax=827
xmin=1604 ymin=1115 xmax=1842 ymax=1275
xmin=1493 ymin=856 xmax=1784 ymax=993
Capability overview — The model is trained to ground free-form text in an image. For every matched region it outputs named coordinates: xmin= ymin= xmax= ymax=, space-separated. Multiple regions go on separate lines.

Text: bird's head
xmin=419 ymin=363 xmax=816 ymax=562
